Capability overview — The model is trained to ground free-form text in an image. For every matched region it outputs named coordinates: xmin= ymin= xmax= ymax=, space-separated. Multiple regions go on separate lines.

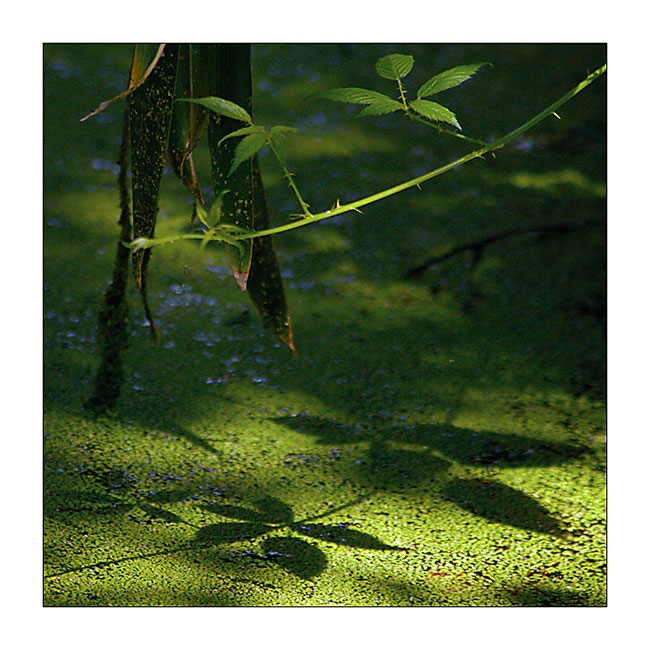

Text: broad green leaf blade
xmin=417 ymin=62 xmax=488 ymax=97
xmin=357 ymin=97 xmax=403 ymax=116
xmin=228 ymin=132 xmax=268 ymax=177
xmin=269 ymin=125 xmax=298 ymax=136
xmin=409 ymin=98 xmax=461 ymax=130
xmin=180 ymin=95 xmax=253 ymax=124
xmin=218 ymin=124 xmax=266 ymax=146
xmin=206 ymin=45 xmax=255 ymax=289
xmin=375 ymin=53 xmax=414 ymax=80
xmin=317 ymin=87 xmax=397 ymax=105
xmin=269 ymin=126 xmax=298 ymax=165
xmin=168 ymin=45 xmax=207 ymax=204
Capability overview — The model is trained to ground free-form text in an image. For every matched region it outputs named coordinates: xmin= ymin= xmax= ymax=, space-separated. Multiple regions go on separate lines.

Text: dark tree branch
xmin=403 ymin=220 xmax=604 ymax=280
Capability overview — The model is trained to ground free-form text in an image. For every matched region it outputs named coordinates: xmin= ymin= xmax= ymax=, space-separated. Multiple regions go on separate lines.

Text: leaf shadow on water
xmin=195 ymin=494 xmax=407 ymax=580
xmin=271 ymin=415 xmax=574 ymax=536
xmin=45 ymin=491 xmax=405 ymax=585
xmin=500 ymin=584 xmax=603 ymax=607
xmin=273 ymin=414 xmax=589 ymax=468
xmin=442 ymin=478 xmax=566 ymax=537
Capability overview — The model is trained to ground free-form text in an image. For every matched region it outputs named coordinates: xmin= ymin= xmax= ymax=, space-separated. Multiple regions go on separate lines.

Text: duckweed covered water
xmin=44 ymin=44 xmax=606 ymax=606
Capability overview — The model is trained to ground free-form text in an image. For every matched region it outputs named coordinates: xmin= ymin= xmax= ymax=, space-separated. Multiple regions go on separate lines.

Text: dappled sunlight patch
xmin=483 ymin=167 xmax=606 ymax=197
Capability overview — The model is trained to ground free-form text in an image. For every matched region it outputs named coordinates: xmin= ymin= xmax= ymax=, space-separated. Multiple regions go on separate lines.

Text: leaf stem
xmin=267 ymin=138 xmax=312 ymax=216
xmin=396 ymin=77 xmax=409 ymax=110
xmin=406 ymin=112 xmax=489 ymax=147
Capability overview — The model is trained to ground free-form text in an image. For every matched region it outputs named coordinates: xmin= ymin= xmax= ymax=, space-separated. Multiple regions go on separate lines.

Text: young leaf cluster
xmin=317 ymin=53 xmax=488 ymax=131
xmin=177 ymin=97 xmax=298 ymax=176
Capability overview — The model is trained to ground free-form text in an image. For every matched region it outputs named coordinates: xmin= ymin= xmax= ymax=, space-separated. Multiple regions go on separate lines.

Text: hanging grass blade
xmin=206 ymin=45 xmax=255 ymax=290
xmin=129 ymin=43 xmax=179 ymax=339
xmin=84 ymin=111 xmax=133 ymax=413
xmin=247 ymin=157 xmax=296 ymax=354
xmin=203 ymin=45 xmax=294 ymax=350
xmin=168 ymin=45 xmax=209 ymax=206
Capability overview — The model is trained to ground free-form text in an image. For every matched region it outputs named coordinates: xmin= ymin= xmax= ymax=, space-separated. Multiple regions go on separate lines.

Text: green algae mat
xmin=43 ymin=44 xmax=606 ymax=606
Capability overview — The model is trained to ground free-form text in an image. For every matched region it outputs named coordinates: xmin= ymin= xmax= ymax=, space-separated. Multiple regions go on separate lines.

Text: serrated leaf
xmin=375 ymin=53 xmax=414 ymax=80
xmin=179 ymin=96 xmax=253 ymax=124
xmin=417 ymin=62 xmax=488 ymax=98
xmin=317 ymin=87 xmax=397 ymax=106
xmin=269 ymin=125 xmax=298 ymax=164
xmin=269 ymin=125 xmax=298 ymax=136
xmin=228 ymin=132 xmax=268 ymax=176
xmin=357 ymin=97 xmax=404 ymax=117
xmin=218 ymin=124 xmax=265 ymax=146
xmin=409 ymin=98 xmax=461 ymax=130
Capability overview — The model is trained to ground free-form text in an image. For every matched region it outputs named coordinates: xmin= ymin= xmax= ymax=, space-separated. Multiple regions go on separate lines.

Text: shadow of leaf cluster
xmin=194 ymin=495 xmax=406 ymax=580
xmin=274 ymin=414 xmax=580 ymax=536
xmin=274 ymin=413 xmax=589 ymax=468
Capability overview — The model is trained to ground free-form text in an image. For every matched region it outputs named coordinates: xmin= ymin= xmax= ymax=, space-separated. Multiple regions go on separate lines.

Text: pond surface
xmin=43 ymin=43 xmax=606 ymax=606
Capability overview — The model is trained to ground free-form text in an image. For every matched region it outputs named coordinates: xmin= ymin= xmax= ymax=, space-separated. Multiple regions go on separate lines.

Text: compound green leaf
xmin=218 ymin=124 xmax=266 ymax=146
xmin=228 ymin=132 xmax=268 ymax=176
xmin=180 ymin=95 xmax=253 ymax=124
xmin=409 ymin=98 xmax=461 ymax=130
xmin=318 ymin=87 xmax=396 ymax=106
xmin=375 ymin=53 xmax=414 ymax=80
xmin=357 ymin=96 xmax=404 ymax=116
xmin=269 ymin=125 xmax=298 ymax=165
xmin=417 ymin=62 xmax=488 ymax=98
